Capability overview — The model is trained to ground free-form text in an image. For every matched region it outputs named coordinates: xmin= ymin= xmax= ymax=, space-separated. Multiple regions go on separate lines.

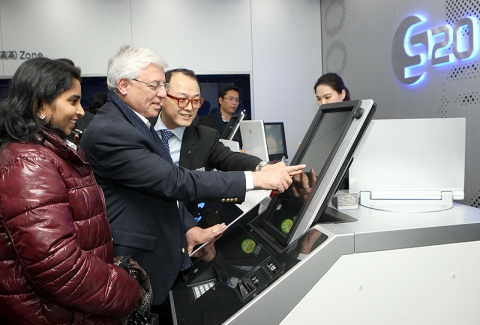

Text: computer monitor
xmin=220 ymin=111 xmax=245 ymax=141
xmin=254 ymin=100 xmax=377 ymax=249
xmin=264 ymin=122 xmax=288 ymax=163
xmin=239 ymin=120 xmax=269 ymax=161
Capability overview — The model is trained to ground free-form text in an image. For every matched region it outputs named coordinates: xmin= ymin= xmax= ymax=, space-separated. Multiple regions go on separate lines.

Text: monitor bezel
xmin=220 ymin=111 xmax=245 ymax=141
xmin=255 ymin=100 xmax=376 ymax=248
xmin=264 ymin=122 xmax=288 ymax=163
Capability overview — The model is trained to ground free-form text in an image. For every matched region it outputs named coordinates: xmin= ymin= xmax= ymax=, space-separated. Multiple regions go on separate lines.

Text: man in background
xmin=198 ymin=85 xmax=242 ymax=143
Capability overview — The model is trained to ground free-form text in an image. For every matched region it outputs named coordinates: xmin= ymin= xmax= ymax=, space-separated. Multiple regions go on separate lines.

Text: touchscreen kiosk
xmin=171 ymin=99 xmax=376 ymax=325
xmin=264 ymin=122 xmax=288 ymax=163
xmin=221 ymin=111 xmax=245 ymax=141
xmin=255 ymin=100 xmax=376 ymax=248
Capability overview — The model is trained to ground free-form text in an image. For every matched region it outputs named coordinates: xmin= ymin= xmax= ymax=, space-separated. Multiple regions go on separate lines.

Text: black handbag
xmin=115 ymin=256 xmax=160 ymax=325
xmin=123 ymin=306 xmax=159 ymax=325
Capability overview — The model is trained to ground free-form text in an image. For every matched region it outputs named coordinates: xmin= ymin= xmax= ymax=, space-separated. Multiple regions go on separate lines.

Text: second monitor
xmin=239 ymin=120 xmax=269 ymax=161
xmin=240 ymin=120 xmax=289 ymax=163
xmin=264 ymin=122 xmax=288 ymax=163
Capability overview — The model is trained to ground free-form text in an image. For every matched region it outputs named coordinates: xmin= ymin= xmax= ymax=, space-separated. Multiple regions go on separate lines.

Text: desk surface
xmin=319 ymin=203 xmax=480 ymax=253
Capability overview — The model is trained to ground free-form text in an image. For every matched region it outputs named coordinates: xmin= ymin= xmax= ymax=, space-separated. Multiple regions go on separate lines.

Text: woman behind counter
xmin=314 ymin=72 xmax=350 ymax=106
xmin=0 ymin=57 xmax=141 ymax=324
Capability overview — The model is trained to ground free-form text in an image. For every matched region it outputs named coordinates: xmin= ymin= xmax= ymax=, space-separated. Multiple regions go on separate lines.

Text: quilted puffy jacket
xmin=0 ymin=131 xmax=141 ymax=325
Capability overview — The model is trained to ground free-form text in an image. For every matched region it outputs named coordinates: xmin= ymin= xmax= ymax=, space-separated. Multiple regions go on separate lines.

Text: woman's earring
xmin=39 ymin=114 xmax=46 ymax=120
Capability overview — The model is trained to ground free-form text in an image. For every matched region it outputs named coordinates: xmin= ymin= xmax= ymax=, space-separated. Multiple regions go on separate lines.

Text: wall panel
xmin=251 ymin=0 xmax=322 ymax=159
xmin=321 ymin=0 xmax=480 ymax=205
xmin=0 ymin=0 xmax=322 ymax=158
xmin=131 ymin=0 xmax=253 ymax=73
xmin=0 ymin=0 xmax=132 ymax=76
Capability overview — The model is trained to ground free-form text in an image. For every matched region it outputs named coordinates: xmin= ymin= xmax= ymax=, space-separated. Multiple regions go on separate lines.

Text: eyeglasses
xmin=223 ymin=96 xmax=240 ymax=103
xmin=133 ymin=79 xmax=169 ymax=92
xmin=167 ymin=94 xmax=204 ymax=109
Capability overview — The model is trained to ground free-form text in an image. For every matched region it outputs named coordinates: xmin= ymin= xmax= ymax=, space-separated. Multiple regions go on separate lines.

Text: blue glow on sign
xmin=457 ymin=25 xmax=469 ymax=53
xmin=403 ymin=15 xmax=427 ymax=81
xmin=403 ymin=15 xmax=426 ymax=57
xmin=430 ymin=25 xmax=453 ymax=65
xmin=406 ymin=73 xmax=427 ymax=87
xmin=392 ymin=14 xmax=480 ymax=86
xmin=456 ymin=16 xmax=479 ymax=60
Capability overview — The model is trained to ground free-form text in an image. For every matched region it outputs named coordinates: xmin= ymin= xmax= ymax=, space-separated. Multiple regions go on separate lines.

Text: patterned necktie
xmin=157 ymin=128 xmax=191 ymax=269
xmin=160 ymin=129 xmax=174 ymax=153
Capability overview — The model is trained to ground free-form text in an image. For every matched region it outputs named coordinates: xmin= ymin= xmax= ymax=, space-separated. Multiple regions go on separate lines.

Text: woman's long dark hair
xmin=313 ymin=72 xmax=351 ymax=101
xmin=0 ymin=57 xmax=81 ymax=148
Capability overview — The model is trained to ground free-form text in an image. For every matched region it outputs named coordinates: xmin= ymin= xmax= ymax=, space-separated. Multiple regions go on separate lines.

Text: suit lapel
xmin=109 ymin=99 xmax=173 ymax=163
xmin=179 ymin=126 xmax=196 ymax=169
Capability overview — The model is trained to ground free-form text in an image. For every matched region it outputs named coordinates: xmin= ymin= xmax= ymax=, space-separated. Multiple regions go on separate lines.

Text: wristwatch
xmin=255 ymin=160 xmax=270 ymax=171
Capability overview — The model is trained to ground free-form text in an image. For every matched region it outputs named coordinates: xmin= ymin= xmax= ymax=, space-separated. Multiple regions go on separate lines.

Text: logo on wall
xmin=392 ymin=15 xmax=479 ymax=85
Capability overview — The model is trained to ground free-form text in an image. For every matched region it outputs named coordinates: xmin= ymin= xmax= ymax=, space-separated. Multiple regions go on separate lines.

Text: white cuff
xmin=244 ymin=171 xmax=254 ymax=191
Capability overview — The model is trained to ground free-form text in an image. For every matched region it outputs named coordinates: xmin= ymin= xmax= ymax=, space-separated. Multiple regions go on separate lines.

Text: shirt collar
xmin=153 ymin=112 xmax=186 ymax=140
xmin=131 ymin=110 xmax=150 ymax=126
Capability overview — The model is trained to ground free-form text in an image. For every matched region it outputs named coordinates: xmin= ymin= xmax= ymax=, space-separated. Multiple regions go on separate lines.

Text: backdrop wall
xmin=321 ymin=0 xmax=480 ymax=207
xmin=0 ymin=0 xmax=322 ymax=159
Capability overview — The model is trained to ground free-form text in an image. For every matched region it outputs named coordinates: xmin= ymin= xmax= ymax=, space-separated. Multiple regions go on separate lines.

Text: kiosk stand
xmin=170 ymin=104 xmax=480 ymax=325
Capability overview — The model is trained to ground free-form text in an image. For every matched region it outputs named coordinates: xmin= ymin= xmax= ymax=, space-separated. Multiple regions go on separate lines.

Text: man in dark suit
xmin=153 ymin=68 xmax=264 ymax=171
xmin=80 ymin=45 xmax=304 ymax=314
xmin=198 ymin=85 xmax=242 ymax=143
xmin=152 ymin=68 xmax=275 ymax=226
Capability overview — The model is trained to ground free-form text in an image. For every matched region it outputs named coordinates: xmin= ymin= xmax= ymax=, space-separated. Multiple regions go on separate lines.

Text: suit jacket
xmin=197 ymin=111 xmax=224 ymax=135
xmin=198 ymin=111 xmax=243 ymax=145
xmin=180 ymin=125 xmax=261 ymax=224
xmin=180 ymin=124 xmax=261 ymax=171
xmin=80 ymin=101 xmax=246 ymax=305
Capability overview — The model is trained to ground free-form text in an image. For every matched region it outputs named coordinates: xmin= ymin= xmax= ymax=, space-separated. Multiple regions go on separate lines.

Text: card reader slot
xmin=236 ymin=280 xmax=253 ymax=299
xmin=259 ymin=266 xmax=272 ymax=280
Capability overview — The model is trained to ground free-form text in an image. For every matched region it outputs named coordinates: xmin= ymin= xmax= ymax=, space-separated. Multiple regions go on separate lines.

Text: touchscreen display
xmin=264 ymin=122 xmax=288 ymax=162
xmin=260 ymin=108 xmax=353 ymax=244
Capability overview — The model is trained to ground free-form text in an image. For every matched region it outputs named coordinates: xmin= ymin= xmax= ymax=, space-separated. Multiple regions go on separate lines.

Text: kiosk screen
xmin=257 ymin=100 xmax=376 ymax=248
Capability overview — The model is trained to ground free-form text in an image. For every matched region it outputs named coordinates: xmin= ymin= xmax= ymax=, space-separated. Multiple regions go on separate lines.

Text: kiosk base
xmin=359 ymin=191 xmax=454 ymax=213
xmin=281 ymin=240 xmax=480 ymax=325
xmin=171 ymin=203 xmax=480 ymax=325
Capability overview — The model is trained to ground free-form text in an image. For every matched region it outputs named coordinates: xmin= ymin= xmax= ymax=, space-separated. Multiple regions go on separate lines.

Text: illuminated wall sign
xmin=392 ymin=15 xmax=479 ymax=85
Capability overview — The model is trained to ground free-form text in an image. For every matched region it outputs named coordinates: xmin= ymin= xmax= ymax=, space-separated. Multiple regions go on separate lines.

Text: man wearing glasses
xmin=152 ymin=68 xmax=278 ymax=223
xmin=198 ymin=85 xmax=242 ymax=143
xmin=80 ymin=45 xmax=305 ymax=319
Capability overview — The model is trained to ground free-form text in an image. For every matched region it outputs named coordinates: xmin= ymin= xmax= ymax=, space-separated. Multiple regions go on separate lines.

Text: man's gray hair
xmin=107 ymin=45 xmax=168 ymax=93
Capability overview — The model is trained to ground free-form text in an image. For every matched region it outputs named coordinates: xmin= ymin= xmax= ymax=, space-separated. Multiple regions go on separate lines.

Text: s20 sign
xmin=392 ymin=15 xmax=479 ymax=85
